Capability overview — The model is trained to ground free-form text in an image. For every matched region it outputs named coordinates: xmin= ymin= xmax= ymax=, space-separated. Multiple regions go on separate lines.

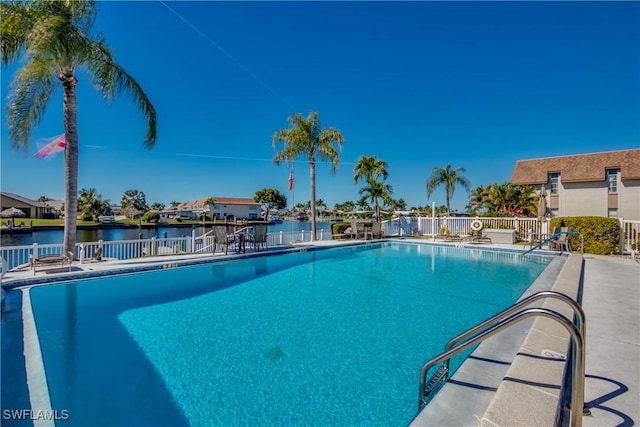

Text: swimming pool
xmin=2 ymin=242 xmax=552 ymax=426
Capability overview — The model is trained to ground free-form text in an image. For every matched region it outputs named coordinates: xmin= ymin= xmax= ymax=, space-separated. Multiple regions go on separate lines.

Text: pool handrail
xmin=418 ymin=307 xmax=585 ymax=427
xmin=443 ymin=290 xmax=585 ymax=371
xmin=523 ymin=231 xmax=583 ymax=255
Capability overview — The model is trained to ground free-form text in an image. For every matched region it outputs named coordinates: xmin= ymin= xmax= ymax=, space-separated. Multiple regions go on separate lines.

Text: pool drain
xmin=264 ymin=346 xmax=285 ymax=362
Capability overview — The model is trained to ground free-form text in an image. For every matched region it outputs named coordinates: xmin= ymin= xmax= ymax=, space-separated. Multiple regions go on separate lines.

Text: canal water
xmin=1 ymin=221 xmax=333 ymax=247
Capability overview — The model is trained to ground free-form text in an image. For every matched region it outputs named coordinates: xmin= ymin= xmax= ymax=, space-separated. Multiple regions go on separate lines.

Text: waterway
xmin=0 ymin=221 xmax=333 ymax=247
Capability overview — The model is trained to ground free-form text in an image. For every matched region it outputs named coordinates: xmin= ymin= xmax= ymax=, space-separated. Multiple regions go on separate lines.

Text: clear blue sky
xmin=1 ymin=1 xmax=639 ymax=211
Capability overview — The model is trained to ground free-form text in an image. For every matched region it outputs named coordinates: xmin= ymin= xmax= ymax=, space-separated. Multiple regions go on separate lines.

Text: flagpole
xmin=289 ymin=167 xmax=294 ymax=241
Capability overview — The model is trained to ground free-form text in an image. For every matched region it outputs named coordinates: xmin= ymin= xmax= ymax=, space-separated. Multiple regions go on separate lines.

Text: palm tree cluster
xmin=1 ymin=0 xmax=157 ymax=254
xmin=467 ymin=182 xmax=538 ymax=217
xmin=353 ymin=155 xmax=393 ymax=222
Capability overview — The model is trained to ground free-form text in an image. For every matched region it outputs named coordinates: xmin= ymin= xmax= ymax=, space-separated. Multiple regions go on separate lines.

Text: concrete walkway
xmin=582 ymin=255 xmax=640 ymax=427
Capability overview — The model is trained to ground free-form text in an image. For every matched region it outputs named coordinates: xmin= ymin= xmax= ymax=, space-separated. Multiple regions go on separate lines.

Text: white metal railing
xmin=383 ymin=216 xmax=543 ymax=241
xmin=620 ymin=218 xmax=639 ymax=255
xmin=0 ymin=226 xmax=339 ymax=271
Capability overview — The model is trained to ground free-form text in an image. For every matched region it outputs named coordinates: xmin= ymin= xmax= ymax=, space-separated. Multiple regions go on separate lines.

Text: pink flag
xmin=288 ymin=171 xmax=294 ymax=191
xmin=34 ymin=134 xmax=66 ymax=159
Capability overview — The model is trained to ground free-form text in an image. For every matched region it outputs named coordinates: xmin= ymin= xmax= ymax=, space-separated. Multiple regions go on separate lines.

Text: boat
xmin=267 ymin=214 xmax=283 ymax=224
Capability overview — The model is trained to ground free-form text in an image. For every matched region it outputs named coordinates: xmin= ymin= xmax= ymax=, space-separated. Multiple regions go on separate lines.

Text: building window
xmin=548 ymin=173 xmax=560 ymax=194
xmin=607 ymin=169 xmax=619 ymax=194
xmin=608 ymin=208 xmax=618 ymax=218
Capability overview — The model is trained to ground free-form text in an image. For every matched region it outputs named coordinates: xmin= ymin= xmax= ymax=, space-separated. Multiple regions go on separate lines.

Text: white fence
xmin=1 ymin=227 xmax=334 ymax=271
xmin=2 ymin=217 xmax=636 ymax=271
xmin=383 ymin=216 xmax=543 ymax=240
xmin=620 ymin=219 xmax=639 ymax=255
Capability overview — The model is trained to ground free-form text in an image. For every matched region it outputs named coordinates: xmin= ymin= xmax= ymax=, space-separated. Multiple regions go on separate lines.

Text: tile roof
xmin=510 ymin=149 xmax=640 ymax=185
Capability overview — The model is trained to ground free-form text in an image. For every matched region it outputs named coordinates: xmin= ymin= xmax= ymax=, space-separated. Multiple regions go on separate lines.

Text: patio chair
xmin=471 ymin=230 xmax=492 ymax=244
xmin=354 ymin=222 xmax=368 ymax=239
xmin=550 ymin=227 xmax=571 ymax=252
xmin=30 ymin=251 xmax=73 ymax=275
xmin=213 ymin=225 xmax=236 ymax=255
xmin=367 ymin=222 xmax=385 ymax=240
xmin=433 ymin=225 xmax=459 ymax=242
xmin=249 ymin=224 xmax=268 ymax=251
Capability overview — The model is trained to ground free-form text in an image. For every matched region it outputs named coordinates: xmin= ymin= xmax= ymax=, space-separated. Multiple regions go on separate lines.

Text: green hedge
xmin=549 ymin=216 xmax=620 ymax=255
xmin=331 ymin=222 xmax=352 ymax=239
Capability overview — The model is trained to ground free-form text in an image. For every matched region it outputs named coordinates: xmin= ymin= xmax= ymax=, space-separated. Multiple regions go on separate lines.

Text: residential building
xmin=511 ymin=149 xmax=640 ymax=220
xmin=176 ymin=197 xmax=261 ymax=220
xmin=1 ymin=192 xmax=56 ymax=219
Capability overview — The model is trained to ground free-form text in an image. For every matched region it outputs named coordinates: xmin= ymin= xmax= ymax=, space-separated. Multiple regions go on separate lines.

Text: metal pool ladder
xmin=417 ymin=291 xmax=587 ymax=427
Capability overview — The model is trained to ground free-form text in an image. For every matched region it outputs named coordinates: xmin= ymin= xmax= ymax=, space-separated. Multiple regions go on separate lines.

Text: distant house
xmin=42 ymin=197 xmax=63 ymax=214
xmin=177 ymin=197 xmax=261 ymax=220
xmin=1 ymin=192 xmax=56 ymax=219
xmin=511 ymin=149 xmax=640 ymax=220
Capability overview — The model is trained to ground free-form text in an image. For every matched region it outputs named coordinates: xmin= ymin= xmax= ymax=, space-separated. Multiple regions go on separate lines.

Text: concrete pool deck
xmin=2 ymin=239 xmax=638 ymax=426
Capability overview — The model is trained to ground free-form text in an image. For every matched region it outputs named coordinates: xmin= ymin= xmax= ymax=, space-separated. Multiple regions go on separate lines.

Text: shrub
xmin=142 ymin=210 xmax=160 ymax=223
xmin=331 ymin=222 xmax=352 ymax=239
xmin=549 ymin=216 xmax=620 ymax=255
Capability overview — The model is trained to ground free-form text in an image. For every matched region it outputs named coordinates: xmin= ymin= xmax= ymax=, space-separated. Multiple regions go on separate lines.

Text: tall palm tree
xmin=273 ymin=111 xmax=344 ymax=240
xmin=1 ymin=0 xmax=157 ymax=255
xmin=359 ymin=180 xmax=393 ymax=221
xmin=353 ymin=155 xmax=389 ymax=185
xmin=426 ymin=165 xmax=471 ymax=215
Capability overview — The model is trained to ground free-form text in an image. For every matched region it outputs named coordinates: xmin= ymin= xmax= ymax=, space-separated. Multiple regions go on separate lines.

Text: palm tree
xmin=353 ymin=155 xmax=389 ymax=185
xmin=1 ymin=0 xmax=157 ymax=255
xmin=359 ymin=180 xmax=393 ymax=222
xmin=272 ymin=111 xmax=344 ymax=240
xmin=78 ymin=187 xmax=107 ymax=221
xmin=204 ymin=197 xmax=216 ymax=220
xmin=467 ymin=185 xmax=491 ymax=215
xmin=426 ymin=165 xmax=471 ymax=216
xmin=315 ymin=198 xmax=326 ymax=216
xmin=356 ymin=197 xmax=371 ymax=212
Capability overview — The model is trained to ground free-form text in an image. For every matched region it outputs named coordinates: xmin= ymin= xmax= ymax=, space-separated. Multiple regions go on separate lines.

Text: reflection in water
xmin=65 ymin=283 xmax=78 ymax=404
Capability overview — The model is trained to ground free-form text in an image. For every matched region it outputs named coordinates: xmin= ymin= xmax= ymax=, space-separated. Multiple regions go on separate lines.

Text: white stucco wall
xmin=213 ymin=204 xmax=260 ymax=219
xmin=559 ymin=181 xmax=608 ymax=217
xmin=555 ymin=178 xmax=640 ymax=220
xmin=619 ymin=179 xmax=640 ymax=220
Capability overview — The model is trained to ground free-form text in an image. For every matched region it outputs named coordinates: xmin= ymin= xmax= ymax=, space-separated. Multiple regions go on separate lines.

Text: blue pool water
xmin=2 ymin=243 xmax=551 ymax=426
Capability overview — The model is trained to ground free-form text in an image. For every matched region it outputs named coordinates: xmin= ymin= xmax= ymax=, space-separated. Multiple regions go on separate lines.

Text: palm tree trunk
xmin=61 ymin=71 xmax=79 ymax=256
xmin=445 ymin=193 xmax=451 ymax=216
xmin=309 ymin=158 xmax=317 ymax=241
xmin=374 ymin=198 xmax=380 ymax=223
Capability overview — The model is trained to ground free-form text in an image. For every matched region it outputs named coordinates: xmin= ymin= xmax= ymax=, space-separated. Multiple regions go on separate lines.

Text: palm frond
xmin=0 ymin=1 xmax=38 ymax=66
xmin=6 ymin=55 xmax=57 ymax=152
xmin=84 ymin=39 xmax=156 ymax=147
